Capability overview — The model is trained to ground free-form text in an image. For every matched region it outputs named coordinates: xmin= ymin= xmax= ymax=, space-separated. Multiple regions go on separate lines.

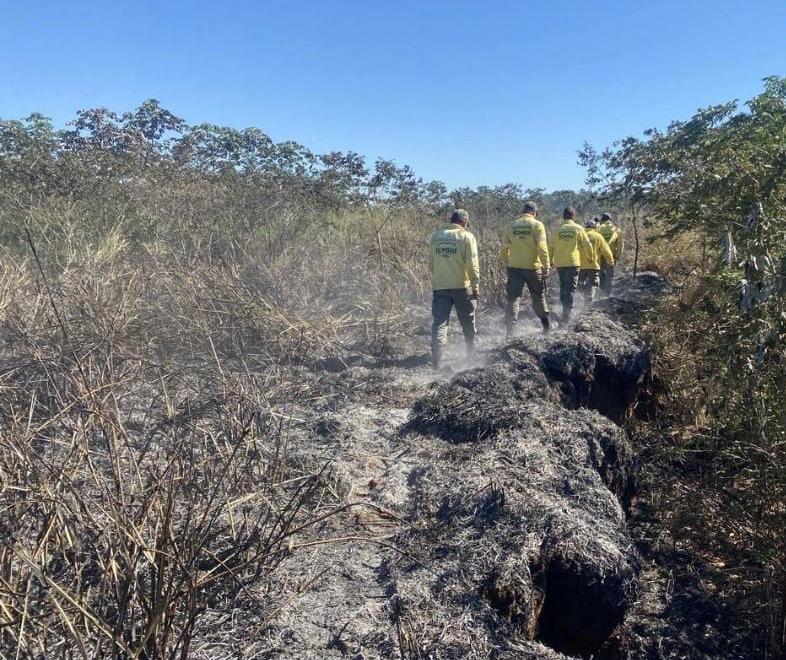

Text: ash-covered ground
xmin=189 ymin=273 xmax=745 ymax=659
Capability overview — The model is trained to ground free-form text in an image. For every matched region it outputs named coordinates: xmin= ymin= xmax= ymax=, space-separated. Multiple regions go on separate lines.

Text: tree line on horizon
xmin=0 ymin=100 xmax=603 ymax=248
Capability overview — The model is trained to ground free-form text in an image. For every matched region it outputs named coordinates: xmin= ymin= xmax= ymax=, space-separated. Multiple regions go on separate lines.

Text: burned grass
xmin=256 ymin=304 xmax=650 ymax=658
xmin=385 ymin=400 xmax=639 ymax=658
xmin=407 ymin=359 xmax=556 ymax=443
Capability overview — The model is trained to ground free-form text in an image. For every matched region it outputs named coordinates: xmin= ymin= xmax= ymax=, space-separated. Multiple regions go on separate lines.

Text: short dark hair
xmin=601 ymin=212 xmax=611 ymax=222
xmin=450 ymin=209 xmax=469 ymax=224
xmin=522 ymin=201 xmax=538 ymax=213
xmin=563 ymin=206 xmax=576 ymax=220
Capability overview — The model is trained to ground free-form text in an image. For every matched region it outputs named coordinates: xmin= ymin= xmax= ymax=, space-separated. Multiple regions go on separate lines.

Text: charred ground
xmin=0 ymin=256 xmax=764 ymax=659
xmin=184 ymin=273 xmax=685 ymax=659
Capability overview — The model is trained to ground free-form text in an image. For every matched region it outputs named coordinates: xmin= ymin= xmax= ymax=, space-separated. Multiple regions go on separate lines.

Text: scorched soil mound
xmin=210 ymin=303 xmax=653 ymax=660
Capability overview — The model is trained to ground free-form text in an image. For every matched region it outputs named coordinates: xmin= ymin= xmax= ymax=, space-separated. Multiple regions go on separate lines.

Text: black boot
xmin=540 ymin=314 xmax=550 ymax=333
xmin=464 ymin=339 xmax=476 ymax=364
xmin=432 ymin=347 xmax=443 ymax=371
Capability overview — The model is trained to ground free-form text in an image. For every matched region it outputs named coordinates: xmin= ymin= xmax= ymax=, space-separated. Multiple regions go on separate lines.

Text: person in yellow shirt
xmin=548 ymin=207 xmax=593 ymax=322
xmin=579 ymin=218 xmax=615 ymax=302
xmin=598 ymin=212 xmax=624 ymax=296
xmin=429 ymin=209 xmax=480 ymax=369
xmin=501 ymin=201 xmax=551 ymax=335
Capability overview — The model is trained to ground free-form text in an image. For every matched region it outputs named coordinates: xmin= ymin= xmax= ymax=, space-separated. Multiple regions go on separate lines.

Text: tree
xmin=358 ymin=158 xmax=420 ymax=265
xmin=584 ymin=77 xmax=786 ymax=656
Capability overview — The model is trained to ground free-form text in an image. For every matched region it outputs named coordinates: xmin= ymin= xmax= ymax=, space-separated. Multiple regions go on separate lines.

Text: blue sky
xmin=2 ymin=0 xmax=784 ymax=190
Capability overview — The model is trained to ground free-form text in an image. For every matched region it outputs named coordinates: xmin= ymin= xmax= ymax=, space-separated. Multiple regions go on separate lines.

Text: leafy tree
xmin=584 ymin=77 xmax=786 ymax=656
xmin=122 ymin=98 xmax=186 ymax=148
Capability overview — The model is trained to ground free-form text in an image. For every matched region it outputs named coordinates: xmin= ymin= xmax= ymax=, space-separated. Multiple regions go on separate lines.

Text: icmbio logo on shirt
xmin=436 ymin=245 xmax=458 ymax=256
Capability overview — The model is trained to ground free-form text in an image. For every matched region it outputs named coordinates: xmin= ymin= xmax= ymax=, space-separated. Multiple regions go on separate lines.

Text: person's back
xmin=501 ymin=202 xmax=551 ymax=334
xmin=429 ymin=209 xmax=479 ymax=369
xmin=582 ymin=228 xmax=614 ymax=270
xmin=597 ymin=213 xmax=623 ymax=295
xmin=430 ymin=223 xmax=478 ymax=291
xmin=598 ymin=219 xmax=623 ymax=260
xmin=549 ymin=218 xmax=592 ymax=268
xmin=502 ymin=213 xmax=549 ymax=270
xmin=550 ymin=207 xmax=592 ymax=322
xmin=579 ymin=221 xmax=614 ymax=302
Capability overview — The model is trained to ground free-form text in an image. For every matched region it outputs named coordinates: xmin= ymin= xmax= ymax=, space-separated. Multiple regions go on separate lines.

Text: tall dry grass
xmin=0 ymin=220 xmax=401 ymax=658
xmin=0 ymin=172 xmax=623 ymax=657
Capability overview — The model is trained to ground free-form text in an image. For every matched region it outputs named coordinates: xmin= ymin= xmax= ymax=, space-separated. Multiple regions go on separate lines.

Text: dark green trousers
xmin=579 ymin=268 xmax=601 ymax=301
xmin=505 ymin=267 xmax=549 ymax=331
xmin=431 ymin=288 xmax=476 ymax=367
xmin=557 ymin=266 xmax=580 ymax=320
xmin=600 ymin=263 xmax=615 ymax=296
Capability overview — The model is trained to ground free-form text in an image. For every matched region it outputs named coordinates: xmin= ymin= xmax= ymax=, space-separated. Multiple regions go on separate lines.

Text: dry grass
xmin=624 ymin=225 xmax=786 ymax=656
xmin=0 ymin=218 xmax=426 ymax=658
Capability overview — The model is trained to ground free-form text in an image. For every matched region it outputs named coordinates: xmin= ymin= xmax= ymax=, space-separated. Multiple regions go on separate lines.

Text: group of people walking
xmin=429 ymin=202 xmax=623 ymax=369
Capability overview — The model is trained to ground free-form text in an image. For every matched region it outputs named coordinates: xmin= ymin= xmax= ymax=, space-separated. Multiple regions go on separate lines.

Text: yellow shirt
xmin=581 ymin=228 xmax=615 ymax=270
xmin=429 ymin=224 xmax=480 ymax=290
xmin=598 ymin=221 xmax=624 ymax=260
xmin=501 ymin=213 xmax=550 ymax=270
xmin=549 ymin=220 xmax=593 ymax=268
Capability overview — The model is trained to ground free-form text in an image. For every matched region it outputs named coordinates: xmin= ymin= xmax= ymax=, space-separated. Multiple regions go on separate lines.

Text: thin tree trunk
xmin=779 ymin=554 xmax=786 ymax=659
xmin=632 ymin=213 xmax=640 ymax=279
xmin=376 ymin=227 xmax=385 ymax=267
xmin=701 ymin=236 xmax=708 ymax=275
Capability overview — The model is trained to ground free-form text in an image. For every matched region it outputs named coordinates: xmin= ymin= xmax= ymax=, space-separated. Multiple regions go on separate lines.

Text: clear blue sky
xmin=2 ymin=0 xmax=784 ymax=190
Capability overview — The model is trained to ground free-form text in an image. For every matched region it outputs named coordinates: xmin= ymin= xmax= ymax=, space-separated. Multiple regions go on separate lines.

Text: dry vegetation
xmin=2 ymin=90 xmax=784 ymax=658
xmin=0 ymin=235 xmax=344 ymax=657
xmin=0 ymin=104 xmax=617 ymax=657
